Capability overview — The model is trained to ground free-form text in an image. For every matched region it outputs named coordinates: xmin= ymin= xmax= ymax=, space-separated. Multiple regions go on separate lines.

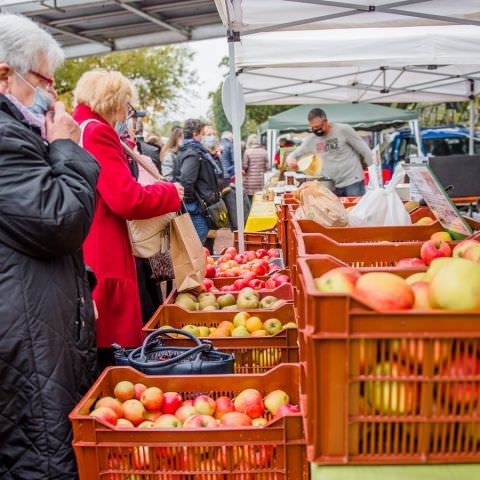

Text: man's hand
xmin=286 ymin=156 xmax=298 ymax=170
xmin=46 ymin=102 xmax=80 ymax=144
xmin=174 ymin=182 xmax=184 ymax=201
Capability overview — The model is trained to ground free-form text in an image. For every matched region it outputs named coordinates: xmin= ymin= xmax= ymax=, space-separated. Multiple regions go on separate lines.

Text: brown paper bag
xmin=170 ymin=212 xmax=206 ymax=292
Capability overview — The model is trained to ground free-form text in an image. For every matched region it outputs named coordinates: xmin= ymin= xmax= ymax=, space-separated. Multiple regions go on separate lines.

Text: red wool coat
xmin=73 ymin=104 xmax=181 ymax=348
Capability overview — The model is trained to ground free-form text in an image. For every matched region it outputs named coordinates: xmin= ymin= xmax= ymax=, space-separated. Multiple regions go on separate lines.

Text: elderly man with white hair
xmin=0 ymin=14 xmax=99 ymax=479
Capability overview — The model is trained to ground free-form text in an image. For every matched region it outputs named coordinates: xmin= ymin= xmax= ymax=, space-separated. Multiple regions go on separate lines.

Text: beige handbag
xmin=121 ymin=141 xmax=177 ymax=258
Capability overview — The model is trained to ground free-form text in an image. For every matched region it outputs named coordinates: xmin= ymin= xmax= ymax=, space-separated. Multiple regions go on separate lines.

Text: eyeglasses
xmin=127 ymin=103 xmax=137 ymax=120
xmin=29 ymin=70 xmax=54 ymax=87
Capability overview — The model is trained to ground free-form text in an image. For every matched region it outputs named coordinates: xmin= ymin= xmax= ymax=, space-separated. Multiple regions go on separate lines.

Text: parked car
xmin=382 ymin=126 xmax=480 ymax=171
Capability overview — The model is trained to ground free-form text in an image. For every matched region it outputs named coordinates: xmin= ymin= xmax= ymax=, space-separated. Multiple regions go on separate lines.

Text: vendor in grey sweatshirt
xmin=287 ymin=108 xmax=372 ymax=196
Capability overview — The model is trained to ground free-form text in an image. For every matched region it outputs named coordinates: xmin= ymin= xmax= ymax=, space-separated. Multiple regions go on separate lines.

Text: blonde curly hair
xmin=73 ymin=69 xmax=137 ymax=119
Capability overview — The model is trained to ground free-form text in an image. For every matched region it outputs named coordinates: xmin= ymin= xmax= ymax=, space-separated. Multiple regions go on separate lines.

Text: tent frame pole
xmin=227 ymin=31 xmax=245 ymax=252
xmin=469 ymin=79 xmax=475 ymax=155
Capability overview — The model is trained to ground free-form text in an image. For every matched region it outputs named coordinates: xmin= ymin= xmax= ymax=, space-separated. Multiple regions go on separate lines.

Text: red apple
xmin=245 ymin=251 xmax=256 ymax=261
xmin=220 ymin=285 xmax=234 ymax=292
xmin=202 ymin=278 xmax=214 ymax=292
xmin=233 ymin=278 xmax=248 ymax=291
xmin=355 ymin=272 xmax=414 ymax=311
xmin=234 ymin=254 xmax=245 ymax=264
xmin=141 ymin=387 xmax=164 ymax=411
xmin=205 ymin=265 xmax=216 ymax=278
xmin=113 ymin=380 xmax=135 ymax=402
xmin=183 ymin=399 xmax=194 ymax=407
xmin=273 ymin=274 xmax=290 ymax=285
xmin=214 ymin=396 xmax=235 ymax=420
xmin=175 ymin=405 xmax=197 ymax=423
xmin=444 ymin=354 xmax=480 ymax=404
xmin=420 ymin=239 xmax=452 ymax=266
xmin=396 ymin=258 xmax=426 ymax=268
xmin=162 ymin=392 xmax=183 ymax=415
xmin=95 ymin=396 xmax=123 ymax=418
xmin=264 ymin=278 xmax=277 ymax=289
xmin=122 ymin=399 xmax=145 ymax=426
xmin=90 ymin=406 xmax=118 ymax=425
xmin=220 ymin=411 xmax=252 ymax=427
xmin=275 ymin=404 xmax=301 ymax=418
xmin=256 ymin=249 xmax=268 ymax=259
xmin=267 ymin=248 xmax=280 ymax=258
xmin=154 ymin=414 xmax=182 ymax=429
xmin=314 ymin=267 xmax=361 ymax=294
xmin=134 ymin=383 xmax=147 ymax=401
xmin=248 ymin=279 xmax=265 ymax=290
xmin=194 ymin=395 xmax=216 ymax=416
xmin=225 ymin=247 xmax=238 ymax=257
xmin=234 ymin=389 xmax=264 ymax=419
xmin=183 ymin=414 xmax=217 ymax=428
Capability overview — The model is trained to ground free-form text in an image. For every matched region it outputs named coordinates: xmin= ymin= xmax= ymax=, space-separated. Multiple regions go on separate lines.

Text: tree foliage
xmin=55 ymin=45 xmax=196 ymax=113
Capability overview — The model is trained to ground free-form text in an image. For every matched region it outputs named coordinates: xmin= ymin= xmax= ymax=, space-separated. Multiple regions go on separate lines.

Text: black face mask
xmin=312 ymin=129 xmax=325 ymax=137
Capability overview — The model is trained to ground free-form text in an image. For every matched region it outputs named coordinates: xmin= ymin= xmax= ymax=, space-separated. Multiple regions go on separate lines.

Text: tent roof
xmin=235 ymin=26 xmax=480 ymax=104
xmin=260 ymin=103 xmax=418 ymax=132
xmin=1 ymin=0 xmax=224 ymax=58
xmin=215 ymin=0 xmax=480 ymax=33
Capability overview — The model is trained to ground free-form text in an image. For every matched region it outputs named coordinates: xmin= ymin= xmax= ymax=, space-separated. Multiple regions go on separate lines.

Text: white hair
xmin=0 ymin=14 xmax=64 ymax=75
xmin=221 ymin=131 xmax=233 ymax=141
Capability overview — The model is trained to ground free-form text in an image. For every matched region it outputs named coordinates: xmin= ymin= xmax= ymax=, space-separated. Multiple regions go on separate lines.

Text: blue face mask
xmin=16 ymin=71 xmax=54 ymax=115
xmin=202 ymin=135 xmax=217 ymax=149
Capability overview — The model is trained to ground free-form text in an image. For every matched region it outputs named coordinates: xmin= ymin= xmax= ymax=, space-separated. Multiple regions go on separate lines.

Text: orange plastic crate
xmin=296 ymin=255 xmax=480 ymax=465
xmin=142 ymin=304 xmax=299 ymax=374
xmin=69 ymin=364 xmax=307 ymax=479
xmin=233 ymin=231 xmax=279 ymax=251
xmin=211 ymin=271 xmax=290 ymax=291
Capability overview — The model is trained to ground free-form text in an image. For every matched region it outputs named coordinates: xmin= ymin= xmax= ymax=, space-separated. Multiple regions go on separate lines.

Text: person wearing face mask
xmin=287 ymin=108 xmax=372 ymax=196
xmin=173 ymin=119 xmax=223 ymax=245
xmin=0 ymin=14 xmax=100 ymax=480
xmin=72 ymin=70 xmax=184 ymax=369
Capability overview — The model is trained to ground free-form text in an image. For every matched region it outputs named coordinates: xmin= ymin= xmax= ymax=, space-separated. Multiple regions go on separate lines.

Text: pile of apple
xmin=203 ymin=271 xmax=290 ymax=293
xmin=315 ymin=239 xmax=480 ymax=311
xmin=174 ymin=288 xmax=286 ymax=312
xmin=205 ymin=246 xmax=281 ymax=279
xmin=89 ymin=381 xmax=299 ymax=429
xmin=166 ymin=311 xmax=296 ymax=338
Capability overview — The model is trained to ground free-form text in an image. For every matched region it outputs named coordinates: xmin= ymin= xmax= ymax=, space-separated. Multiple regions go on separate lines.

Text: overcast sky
xmin=173 ymin=37 xmax=229 ymax=122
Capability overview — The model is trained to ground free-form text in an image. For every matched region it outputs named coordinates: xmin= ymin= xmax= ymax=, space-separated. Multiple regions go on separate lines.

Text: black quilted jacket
xmin=0 ymin=95 xmax=99 ymax=479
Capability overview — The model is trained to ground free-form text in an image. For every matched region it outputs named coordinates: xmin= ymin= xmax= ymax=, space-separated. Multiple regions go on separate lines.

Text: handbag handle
xmin=127 ymin=328 xmax=212 ymax=368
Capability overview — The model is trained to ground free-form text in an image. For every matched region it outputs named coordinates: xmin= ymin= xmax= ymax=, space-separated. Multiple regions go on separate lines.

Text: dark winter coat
xmin=0 ymin=94 xmax=100 ymax=479
xmin=174 ymin=142 xmax=220 ymax=205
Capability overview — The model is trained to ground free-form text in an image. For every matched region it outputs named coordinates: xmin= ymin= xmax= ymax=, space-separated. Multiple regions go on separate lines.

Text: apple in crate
xmin=267 ymin=248 xmax=280 ymax=258
xmin=396 ymin=258 xmax=426 ymax=268
xmin=89 ymin=406 xmax=118 ymax=425
xmin=114 ymin=380 xmax=135 ymax=401
xmin=205 ymin=265 xmax=216 ymax=278
xmin=429 ymin=258 xmax=480 ymax=310
xmin=175 ymin=405 xmax=197 ymax=423
xmin=134 ymin=383 xmax=147 ymax=400
xmin=154 ymin=414 xmax=182 ymax=429
xmin=275 ymin=404 xmax=301 ymax=418
xmin=420 ymin=239 xmax=451 ymax=265
xmin=215 ymin=396 xmax=235 ymax=419
xmin=444 ymin=354 xmax=480 ymax=404
xmin=263 ymin=318 xmax=282 ymax=335
xmin=183 ymin=414 xmax=217 ymax=428
xmin=234 ymin=389 xmax=264 ymax=418
xmin=116 ymin=418 xmax=134 ymax=428
xmin=194 ymin=395 xmax=216 ymax=416
xmin=431 ymin=231 xmax=452 ymax=242
xmin=141 ymin=387 xmax=164 ymax=411
xmin=453 ymin=239 xmax=480 ymax=258
xmin=314 ymin=267 xmax=361 ymax=294
xmin=264 ymin=390 xmax=289 ymax=416
xmin=95 ymin=396 xmax=123 ymax=418
xmin=220 ymin=411 xmax=252 ymax=427
xmin=123 ymin=399 xmax=146 ymax=426
xmin=464 ymin=243 xmax=480 ymax=264
xmin=354 ymin=272 xmax=414 ymax=311
xmin=411 ymin=281 xmax=433 ymax=309
xmin=161 ymin=392 xmax=183 ymax=415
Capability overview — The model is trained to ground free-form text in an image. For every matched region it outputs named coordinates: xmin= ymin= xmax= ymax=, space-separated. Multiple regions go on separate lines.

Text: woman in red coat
xmin=72 ymin=70 xmax=183 ymax=366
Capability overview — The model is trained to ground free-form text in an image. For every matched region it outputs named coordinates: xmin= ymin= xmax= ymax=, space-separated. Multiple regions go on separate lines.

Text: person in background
xmin=0 ymin=14 xmax=99 ymax=479
xmin=161 ymin=125 xmax=183 ymax=181
xmin=174 ymin=118 xmax=222 ymax=245
xmin=220 ymin=131 xmax=234 ymax=183
xmin=72 ymin=70 xmax=183 ymax=368
xmin=287 ymin=108 xmax=372 ymax=196
xmin=140 ymin=132 xmax=163 ymax=174
xmin=274 ymin=136 xmax=295 ymax=168
xmin=243 ymin=134 xmax=270 ymax=203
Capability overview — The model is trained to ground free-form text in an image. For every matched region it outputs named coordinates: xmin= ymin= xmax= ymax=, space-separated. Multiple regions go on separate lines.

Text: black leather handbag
xmin=113 ymin=329 xmax=235 ymax=375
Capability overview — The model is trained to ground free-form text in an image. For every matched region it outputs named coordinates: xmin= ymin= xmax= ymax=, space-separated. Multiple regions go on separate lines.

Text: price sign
xmin=404 ymin=164 xmax=472 ymax=238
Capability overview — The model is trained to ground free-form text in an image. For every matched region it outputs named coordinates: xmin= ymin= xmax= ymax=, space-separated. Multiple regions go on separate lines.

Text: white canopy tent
xmin=214 ymin=1 xmax=480 ymax=249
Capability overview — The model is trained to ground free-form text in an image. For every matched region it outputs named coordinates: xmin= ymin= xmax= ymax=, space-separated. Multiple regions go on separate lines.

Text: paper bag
xmin=170 ymin=213 xmax=206 ymax=292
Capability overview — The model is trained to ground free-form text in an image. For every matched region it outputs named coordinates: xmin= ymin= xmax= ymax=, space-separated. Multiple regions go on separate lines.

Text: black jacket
xmin=174 ymin=142 xmax=220 ymax=205
xmin=0 ymin=95 xmax=100 ymax=479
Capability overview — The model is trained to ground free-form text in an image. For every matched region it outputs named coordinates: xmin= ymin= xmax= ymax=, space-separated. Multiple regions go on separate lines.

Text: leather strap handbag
xmin=79 ymin=119 xmax=176 ymax=258
xmin=112 ymin=328 xmax=235 ymax=375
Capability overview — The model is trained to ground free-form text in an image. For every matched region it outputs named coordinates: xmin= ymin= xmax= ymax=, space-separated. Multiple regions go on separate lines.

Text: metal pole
xmin=228 ymin=35 xmax=245 ymax=252
xmin=411 ymin=120 xmax=423 ymax=156
xmin=469 ymin=80 xmax=475 ymax=155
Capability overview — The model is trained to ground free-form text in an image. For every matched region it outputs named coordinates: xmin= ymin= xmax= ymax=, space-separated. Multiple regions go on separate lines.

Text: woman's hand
xmin=174 ymin=182 xmax=184 ymax=201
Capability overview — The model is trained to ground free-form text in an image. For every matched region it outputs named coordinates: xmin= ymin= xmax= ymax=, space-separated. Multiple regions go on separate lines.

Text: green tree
xmin=55 ymin=45 xmax=196 ymax=114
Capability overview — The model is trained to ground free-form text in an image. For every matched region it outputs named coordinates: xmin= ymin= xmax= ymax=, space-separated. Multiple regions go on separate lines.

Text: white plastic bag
xmin=348 ymin=168 xmax=411 ymax=227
